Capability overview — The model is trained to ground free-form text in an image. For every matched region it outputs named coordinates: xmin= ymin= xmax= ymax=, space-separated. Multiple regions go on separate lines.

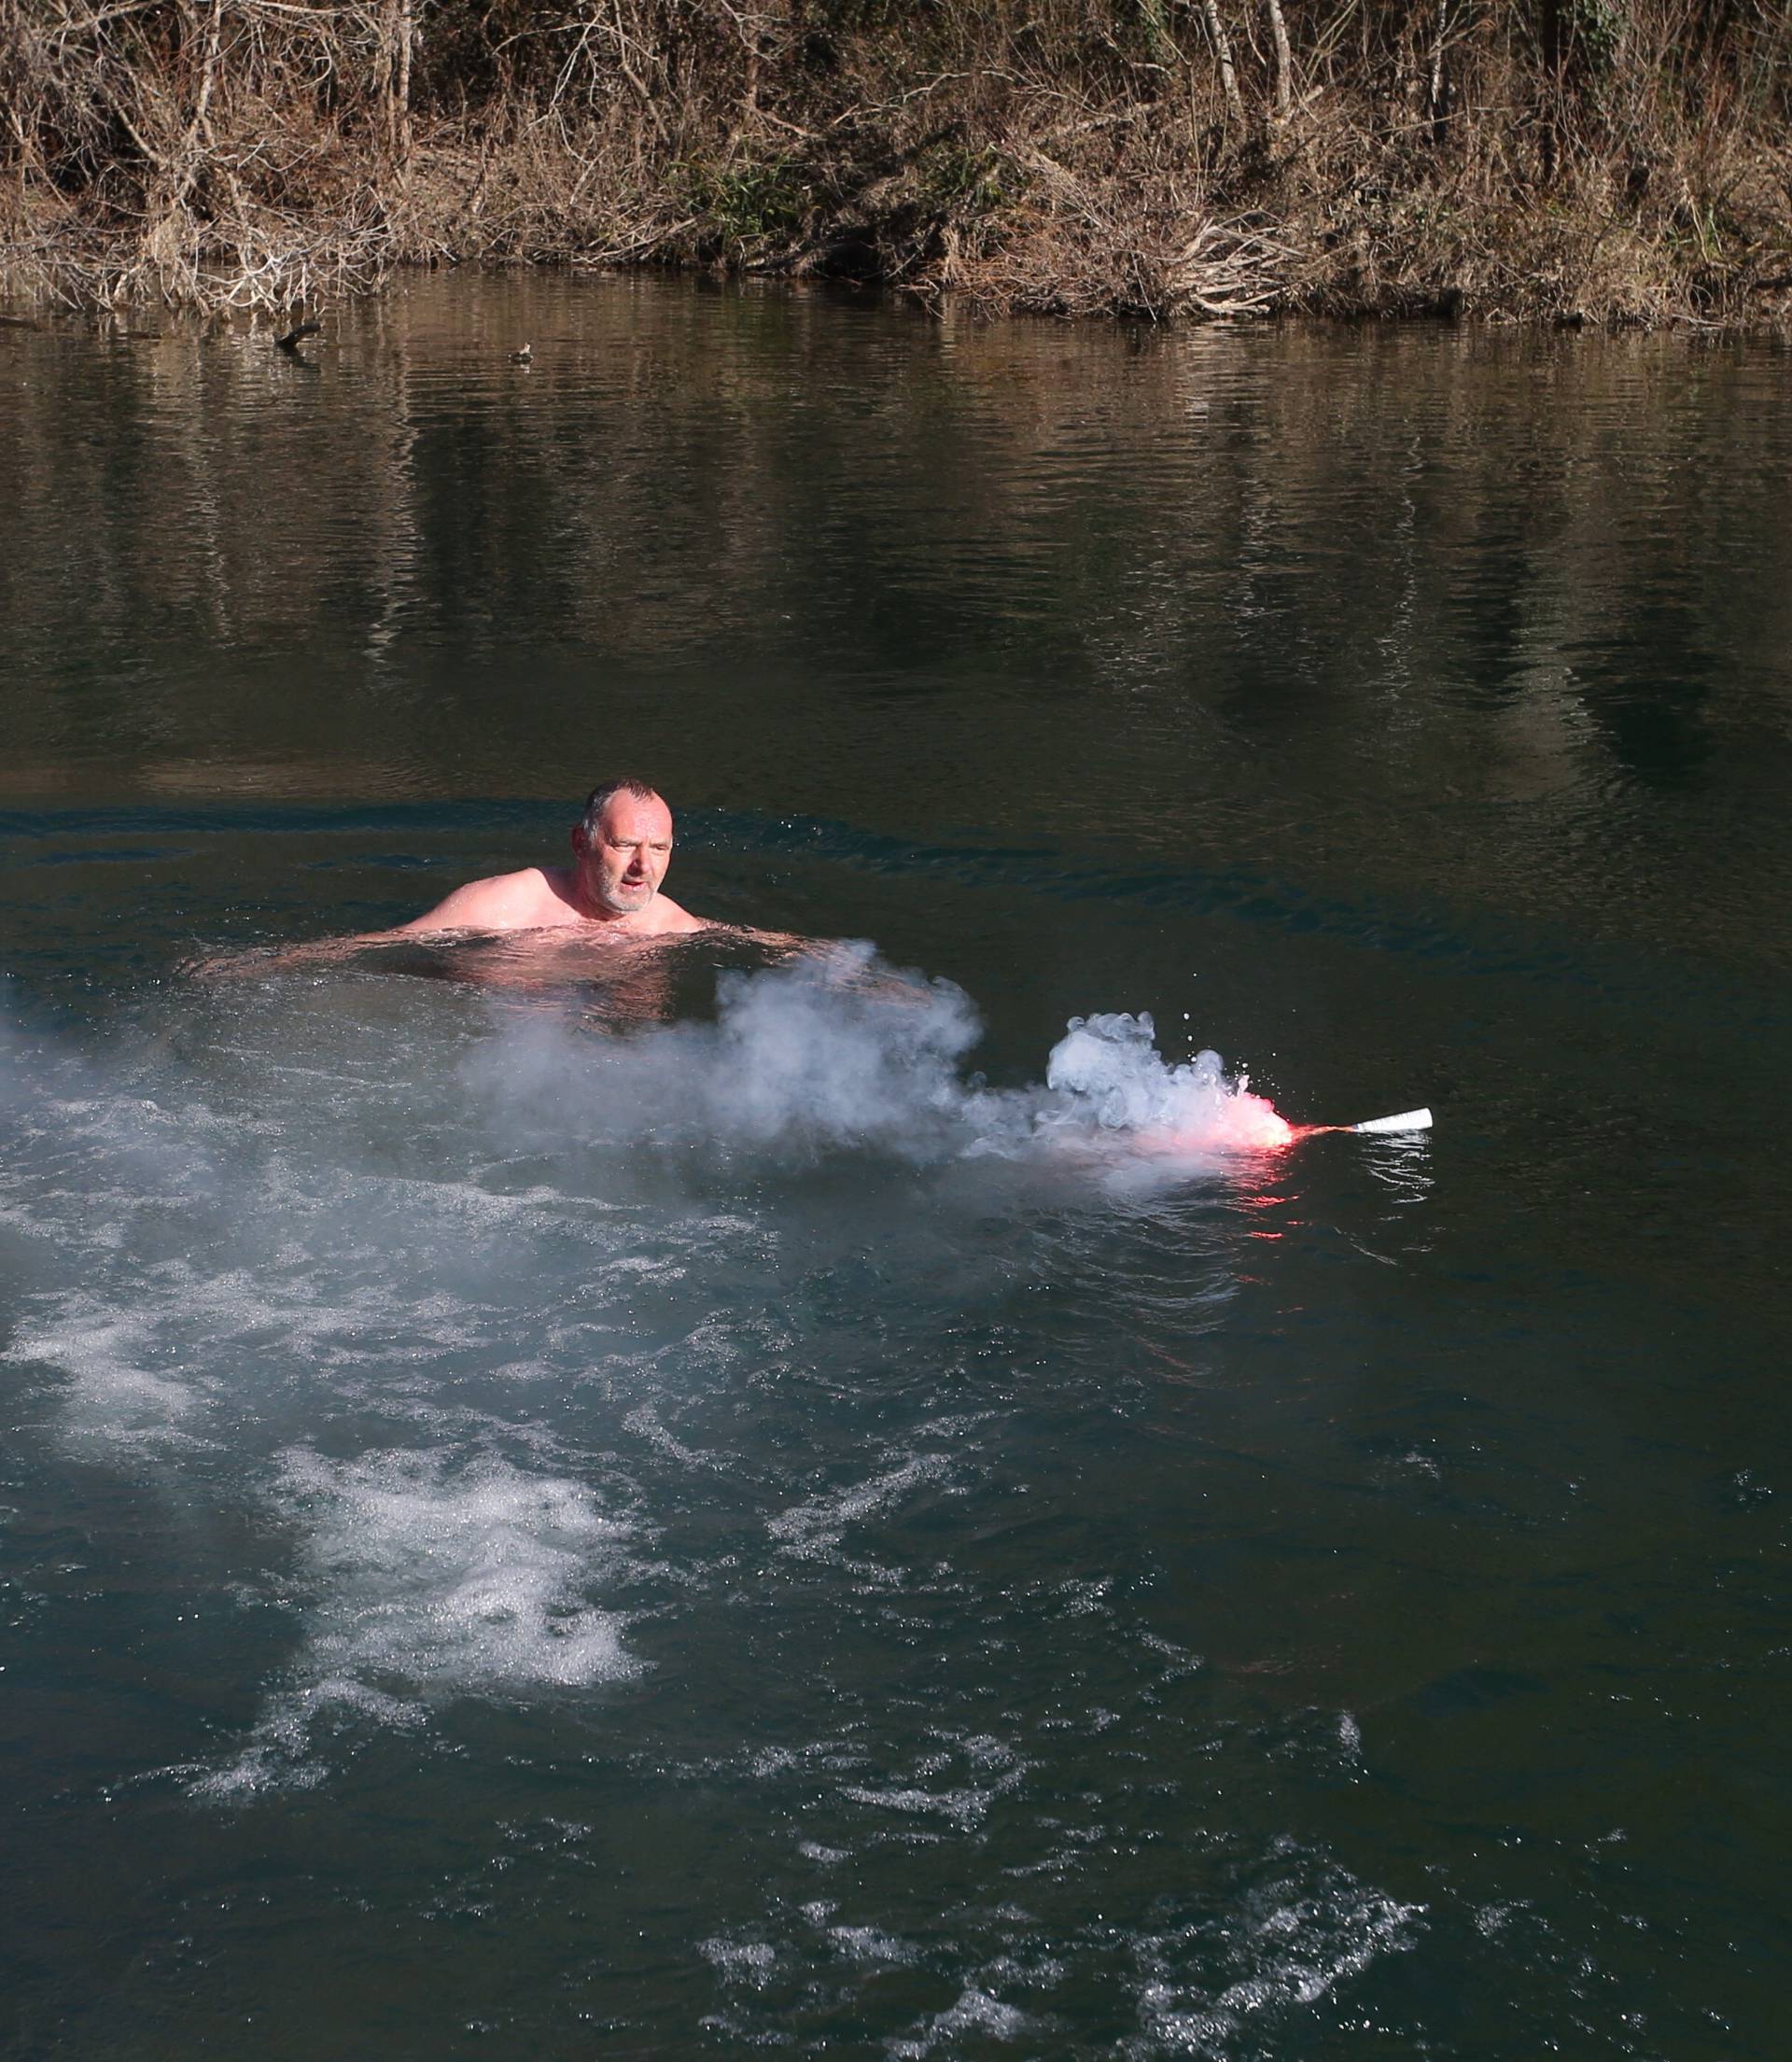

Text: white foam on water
xmin=841 ymin=1783 xmax=1001 ymax=1830
xmin=10 ymin=1254 xmax=504 ymax=1459
xmin=190 ymin=1675 xmax=424 ymax=1801
xmin=841 ymin=1732 xmax=1029 ymax=1833
xmin=698 ymin=1936 xmax=778 ymax=1987
xmin=7 ymin=1297 xmax=215 ymax=1452
xmin=768 ymin=1453 xmax=953 ymax=1562
xmin=273 ymin=1445 xmax=637 ymax=1690
xmin=1130 ymin=1855 xmax=1424 ymax=2057
xmin=889 ymin=1985 xmax=1030 ymax=2058
xmin=623 ymin=1402 xmax=732 ymax=1474
xmin=827 ymin=1923 xmax=917 ymax=1965
xmin=192 ymin=1447 xmax=638 ymax=1796
xmin=746 ymin=1737 xmax=868 ymax=1781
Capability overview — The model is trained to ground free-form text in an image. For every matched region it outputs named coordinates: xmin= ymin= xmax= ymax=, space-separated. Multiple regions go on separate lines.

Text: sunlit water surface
xmin=2 ymin=277 xmax=1789 ymax=2059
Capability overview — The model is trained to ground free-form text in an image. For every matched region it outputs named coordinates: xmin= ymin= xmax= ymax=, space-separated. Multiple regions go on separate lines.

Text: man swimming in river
xmin=387 ymin=777 xmax=707 ymax=941
xmin=198 ymin=779 xmax=772 ymax=977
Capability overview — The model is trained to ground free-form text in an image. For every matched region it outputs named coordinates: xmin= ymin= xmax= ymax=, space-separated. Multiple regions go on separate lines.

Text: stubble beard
xmin=601 ymin=873 xmax=655 ymax=914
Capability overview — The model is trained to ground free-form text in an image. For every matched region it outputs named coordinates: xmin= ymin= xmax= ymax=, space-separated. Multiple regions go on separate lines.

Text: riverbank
xmin=5 ymin=0 xmax=1789 ymax=329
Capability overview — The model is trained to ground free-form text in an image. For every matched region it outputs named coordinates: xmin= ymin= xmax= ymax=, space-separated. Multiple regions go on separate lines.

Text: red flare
xmin=1226 ymin=1091 xmax=1295 ymax=1151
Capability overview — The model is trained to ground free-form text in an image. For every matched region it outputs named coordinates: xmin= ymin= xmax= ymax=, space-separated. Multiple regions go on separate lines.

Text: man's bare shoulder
xmin=395 ymin=867 xmax=571 ymax=935
xmin=644 ymin=896 xmax=709 ymax=936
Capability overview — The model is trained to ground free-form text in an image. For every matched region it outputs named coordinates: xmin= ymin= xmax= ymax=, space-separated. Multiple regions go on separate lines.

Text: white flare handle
xmin=1350 ymin=1106 xmax=1433 ymax=1134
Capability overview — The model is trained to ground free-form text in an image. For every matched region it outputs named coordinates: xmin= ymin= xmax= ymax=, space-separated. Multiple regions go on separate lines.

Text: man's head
xmin=572 ymin=778 xmax=675 ymax=917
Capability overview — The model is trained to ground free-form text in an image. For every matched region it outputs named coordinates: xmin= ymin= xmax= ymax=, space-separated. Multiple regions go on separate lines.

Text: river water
xmin=2 ymin=276 xmax=1788 ymax=2058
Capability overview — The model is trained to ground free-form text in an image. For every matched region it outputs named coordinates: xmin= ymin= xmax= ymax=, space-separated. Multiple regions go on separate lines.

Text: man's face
xmin=578 ymin=793 xmax=675 ymax=915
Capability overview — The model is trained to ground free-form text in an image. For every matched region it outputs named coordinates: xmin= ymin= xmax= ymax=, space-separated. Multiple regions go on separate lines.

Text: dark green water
xmin=3 ymin=277 xmax=1789 ymax=2059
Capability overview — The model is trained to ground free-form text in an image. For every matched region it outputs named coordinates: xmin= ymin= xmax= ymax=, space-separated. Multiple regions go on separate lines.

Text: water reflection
xmin=4 ymin=286 xmax=1789 ymax=975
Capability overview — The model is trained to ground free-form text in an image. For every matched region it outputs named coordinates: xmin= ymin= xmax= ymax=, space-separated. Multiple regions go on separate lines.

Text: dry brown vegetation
xmin=3 ymin=0 xmax=1789 ymax=325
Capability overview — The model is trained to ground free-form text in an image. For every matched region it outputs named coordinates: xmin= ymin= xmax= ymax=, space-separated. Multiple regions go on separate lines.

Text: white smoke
xmin=462 ymin=945 xmax=1285 ymax=1169
xmin=1042 ymin=1011 xmax=1291 ymax=1153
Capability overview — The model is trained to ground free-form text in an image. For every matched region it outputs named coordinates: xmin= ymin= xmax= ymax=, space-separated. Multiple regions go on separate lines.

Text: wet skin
xmin=392 ymin=792 xmax=707 ymax=941
xmin=189 ymin=790 xmax=813 ymax=985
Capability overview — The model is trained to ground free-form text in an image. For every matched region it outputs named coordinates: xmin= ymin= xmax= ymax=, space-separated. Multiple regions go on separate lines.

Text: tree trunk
xmin=1539 ymin=0 xmax=1561 ymax=182
xmin=1198 ymin=0 xmax=1246 ymax=129
xmin=1265 ymin=0 xmax=1294 ymax=123
xmin=1427 ymin=0 xmax=1450 ymax=144
xmin=386 ymin=0 xmax=414 ymax=177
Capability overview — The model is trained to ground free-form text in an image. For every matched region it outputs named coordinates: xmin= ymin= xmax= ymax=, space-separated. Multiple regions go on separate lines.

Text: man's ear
xmin=570 ymin=823 xmax=587 ymax=856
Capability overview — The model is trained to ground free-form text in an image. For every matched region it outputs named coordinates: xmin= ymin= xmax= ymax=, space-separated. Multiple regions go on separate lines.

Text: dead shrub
xmin=0 ymin=0 xmax=1786 ymax=325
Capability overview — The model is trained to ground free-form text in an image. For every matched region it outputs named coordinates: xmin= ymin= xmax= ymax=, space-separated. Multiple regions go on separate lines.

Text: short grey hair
xmin=578 ymin=777 xmax=665 ymax=842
